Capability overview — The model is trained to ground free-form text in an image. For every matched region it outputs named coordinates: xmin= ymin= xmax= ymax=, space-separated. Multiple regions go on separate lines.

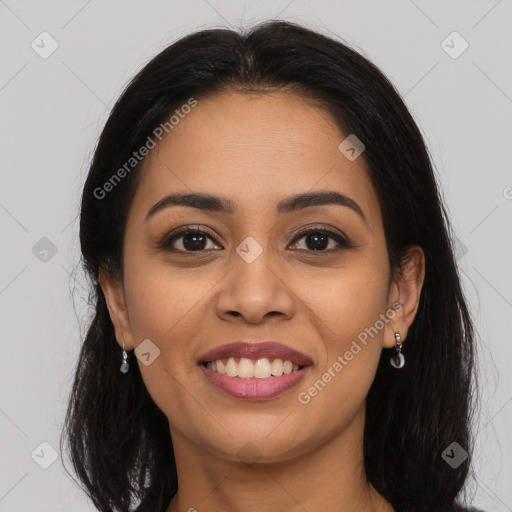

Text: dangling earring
xmin=120 ymin=341 xmax=130 ymax=373
xmin=390 ymin=332 xmax=405 ymax=368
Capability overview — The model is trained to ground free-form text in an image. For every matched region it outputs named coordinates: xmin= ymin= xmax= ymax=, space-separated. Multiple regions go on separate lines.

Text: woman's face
xmin=101 ymin=90 xmax=423 ymax=464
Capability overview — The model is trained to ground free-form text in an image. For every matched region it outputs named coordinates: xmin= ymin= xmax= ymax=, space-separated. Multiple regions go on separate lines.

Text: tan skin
xmin=99 ymin=90 xmax=425 ymax=512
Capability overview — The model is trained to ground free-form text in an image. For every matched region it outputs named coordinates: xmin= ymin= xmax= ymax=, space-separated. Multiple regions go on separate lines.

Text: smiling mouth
xmin=197 ymin=341 xmax=313 ymax=399
xmin=202 ymin=357 xmax=306 ymax=379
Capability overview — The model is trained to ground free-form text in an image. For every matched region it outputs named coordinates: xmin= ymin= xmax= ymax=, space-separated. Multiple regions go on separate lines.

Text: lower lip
xmin=199 ymin=364 xmax=311 ymax=400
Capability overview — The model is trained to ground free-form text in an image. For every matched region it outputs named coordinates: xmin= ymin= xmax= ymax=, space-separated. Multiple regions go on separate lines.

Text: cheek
xmin=296 ymin=251 xmax=389 ymax=400
xmin=292 ymin=274 xmax=389 ymax=439
xmin=121 ymin=256 xmax=214 ymax=399
xmin=302 ymin=252 xmax=389 ymax=351
xmin=122 ymin=262 xmax=211 ymax=418
xmin=123 ymin=254 xmax=214 ymax=346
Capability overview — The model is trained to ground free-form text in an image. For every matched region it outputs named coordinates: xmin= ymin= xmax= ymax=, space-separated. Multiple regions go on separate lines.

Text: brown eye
xmin=158 ymin=227 xmax=222 ymax=252
xmin=289 ymin=227 xmax=353 ymax=252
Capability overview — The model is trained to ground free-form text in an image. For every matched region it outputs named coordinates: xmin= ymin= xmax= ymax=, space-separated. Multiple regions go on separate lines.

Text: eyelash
xmin=157 ymin=224 xmax=354 ymax=254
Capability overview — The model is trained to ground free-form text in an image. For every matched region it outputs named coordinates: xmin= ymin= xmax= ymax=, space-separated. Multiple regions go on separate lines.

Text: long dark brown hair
xmin=61 ymin=20 xmax=478 ymax=512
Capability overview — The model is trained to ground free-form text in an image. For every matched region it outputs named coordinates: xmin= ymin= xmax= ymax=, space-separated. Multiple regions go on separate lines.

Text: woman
xmin=61 ymin=20 xmax=482 ymax=512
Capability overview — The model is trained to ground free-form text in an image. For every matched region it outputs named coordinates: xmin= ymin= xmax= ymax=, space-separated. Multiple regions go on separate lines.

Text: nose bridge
xmin=233 ymin=233 xmax=279 ymax=295
xmin=235 ymin=234 xmax=275 ymax=289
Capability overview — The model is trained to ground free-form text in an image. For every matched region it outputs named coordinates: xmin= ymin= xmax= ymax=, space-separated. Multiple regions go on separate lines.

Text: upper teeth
xmin=206 ymin=357 xmax=300 ymax=378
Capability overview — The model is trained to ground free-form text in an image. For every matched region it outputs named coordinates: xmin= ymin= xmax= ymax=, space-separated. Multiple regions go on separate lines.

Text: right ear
xmin=98 ymin=267 xmax=135 ymax=351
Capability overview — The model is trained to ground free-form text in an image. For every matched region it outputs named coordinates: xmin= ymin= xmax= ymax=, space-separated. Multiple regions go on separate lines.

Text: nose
xmin=215 ymin=244 xmax=295 ymax=325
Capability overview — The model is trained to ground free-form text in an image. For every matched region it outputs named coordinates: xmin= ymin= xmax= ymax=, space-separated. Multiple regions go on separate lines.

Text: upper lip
xmin=198 ymin=341 xmax=314 ymax=366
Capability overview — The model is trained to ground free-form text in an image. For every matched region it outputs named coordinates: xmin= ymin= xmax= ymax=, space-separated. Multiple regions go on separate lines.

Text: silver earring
xmin=120 ymin=341 xmax=130 ymax=373
xmin=390 ymin=332 xmax=405 ymax=368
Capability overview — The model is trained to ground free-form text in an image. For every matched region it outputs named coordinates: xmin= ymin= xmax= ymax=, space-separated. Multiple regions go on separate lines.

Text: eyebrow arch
xmin=276 ymin=191 xmax=366 ymax=224
xmin=145 ymin=193 xmax=235 ymax=222
xmin=144 ymin=191 xmax=367 ymax=225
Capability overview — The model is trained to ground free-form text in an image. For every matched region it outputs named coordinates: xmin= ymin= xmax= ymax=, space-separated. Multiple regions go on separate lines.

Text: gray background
xmin=1 ymin=1 xmax=511 ymax=510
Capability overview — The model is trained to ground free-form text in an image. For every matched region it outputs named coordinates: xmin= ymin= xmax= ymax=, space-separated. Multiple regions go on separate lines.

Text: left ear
xmin=98 ymin=266 xmax=135 ymax=351
xmin=382 ymin=244 xmax=426 ymax=348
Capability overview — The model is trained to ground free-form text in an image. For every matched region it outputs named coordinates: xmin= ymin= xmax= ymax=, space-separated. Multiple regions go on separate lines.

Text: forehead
xmin=130 ymin=90 xmax=381 ymax=226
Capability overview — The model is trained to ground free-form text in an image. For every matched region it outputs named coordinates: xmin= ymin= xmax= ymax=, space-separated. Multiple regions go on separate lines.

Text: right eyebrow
xmin=145 ymin=193 xmax=235 ymax=222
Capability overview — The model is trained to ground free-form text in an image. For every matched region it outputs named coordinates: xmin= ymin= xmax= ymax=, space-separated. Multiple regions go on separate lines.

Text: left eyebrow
xmin=144 ymin=190 xmax=367 ymax=225
xmin=276 ymin=191 xmax=367 ymax=225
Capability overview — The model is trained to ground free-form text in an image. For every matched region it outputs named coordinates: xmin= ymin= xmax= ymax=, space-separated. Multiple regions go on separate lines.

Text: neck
xmin=166 ymin=408 xmax=393 ymax=512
